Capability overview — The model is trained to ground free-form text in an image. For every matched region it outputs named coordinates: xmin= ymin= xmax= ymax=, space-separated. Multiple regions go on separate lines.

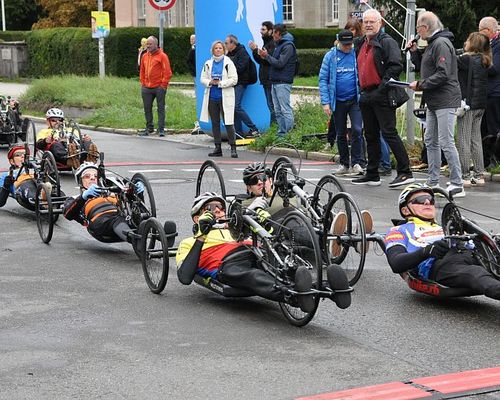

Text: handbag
xmin=387 ymin=85 xmax=409 ymax=108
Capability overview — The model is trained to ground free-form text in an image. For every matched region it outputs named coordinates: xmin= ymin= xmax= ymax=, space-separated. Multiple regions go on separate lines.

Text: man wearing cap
xmin=319 ymin=29 xmax=365 ymax=176
xmin=0 ymin=145 xmax=37 ymax=210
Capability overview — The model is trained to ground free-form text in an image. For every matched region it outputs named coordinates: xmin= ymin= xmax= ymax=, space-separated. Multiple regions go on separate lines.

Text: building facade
xmin=115 ymin=0 xmax=364 ymax=30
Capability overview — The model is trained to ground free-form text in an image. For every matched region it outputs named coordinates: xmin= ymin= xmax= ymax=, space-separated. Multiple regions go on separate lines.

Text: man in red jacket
xmin=139 ymin=36 xmax=173 ymax=137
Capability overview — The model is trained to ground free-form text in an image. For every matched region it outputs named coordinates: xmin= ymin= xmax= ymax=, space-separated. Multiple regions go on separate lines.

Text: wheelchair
xmin=195 ymin=155 xmax=369 ymax=287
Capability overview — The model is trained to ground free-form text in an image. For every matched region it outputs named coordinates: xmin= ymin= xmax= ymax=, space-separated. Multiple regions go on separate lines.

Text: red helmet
xmin=7 ymin=145 xmax=29 ymax=160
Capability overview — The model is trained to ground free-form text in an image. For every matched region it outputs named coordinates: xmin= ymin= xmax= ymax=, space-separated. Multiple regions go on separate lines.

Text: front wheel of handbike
xmin=276 ymin=210 xmax=322 ymax=327
xmin=141 ymin=218 xmax=169 ymax=294
xmin=35 ymin=183 xmax=54 ymax=244
xmin=323 ymin=192 xmax=366 ymax=286
xmin=195 ymin=159 xmax=226 ymax=198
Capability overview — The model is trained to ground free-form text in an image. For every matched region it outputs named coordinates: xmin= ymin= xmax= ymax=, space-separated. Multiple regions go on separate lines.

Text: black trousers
xmin=431 ymin=249 xmax=500 ymax=300
xmin=359 ymin=102 xmax=411 ymax=177
xmin=217 ymin=249 xmax=284 ymax=302
xmin=208 ymin=99 xmax=236 ymax=145
xmin=88 ymin=213 xmax=132 ymax=243
xmin=481 ymin=97 xmax=500 ymax=166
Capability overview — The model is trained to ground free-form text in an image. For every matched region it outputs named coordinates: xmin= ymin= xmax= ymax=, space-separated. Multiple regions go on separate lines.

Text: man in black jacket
xmin=352 ymin=9 xmax=414 ymax=189
xmin=225 ymin=34 xmax=260 ymax=138
xmin=408 ymin=11 xmax=464 ymax=197
xmin=249 ymin=21 xmax=276 ymax=125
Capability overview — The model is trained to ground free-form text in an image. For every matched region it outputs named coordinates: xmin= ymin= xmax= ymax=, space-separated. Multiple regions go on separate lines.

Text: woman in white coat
xmin=200 ymin=40 xmax=239 ymax=158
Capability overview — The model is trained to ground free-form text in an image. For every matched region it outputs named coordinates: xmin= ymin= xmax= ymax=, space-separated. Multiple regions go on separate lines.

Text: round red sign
xmin=148 ymin=0 xmax=176 ymax=11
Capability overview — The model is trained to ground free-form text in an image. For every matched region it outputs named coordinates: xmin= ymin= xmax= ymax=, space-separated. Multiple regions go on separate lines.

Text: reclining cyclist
xmin=384 ymin=183 xmax=500 ymax=300
xmin=63 ymin=162 xmax=144 ymax=246
xmin=0 ymin=145 xmax=37 ymax=210
xmin=241 ymin=162 xmax=289 ymax=218
xmin=176 ymin=192 xmax=317 ymax=312
xmin=36 ymin=108 xmax=99 ymax=168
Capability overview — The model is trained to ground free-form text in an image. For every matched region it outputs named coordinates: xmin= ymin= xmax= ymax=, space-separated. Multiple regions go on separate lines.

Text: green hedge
xmin=0 ymin=30 xmax=29 ymax=42
xmin=11 ymin=27 xmax=338 ymax=78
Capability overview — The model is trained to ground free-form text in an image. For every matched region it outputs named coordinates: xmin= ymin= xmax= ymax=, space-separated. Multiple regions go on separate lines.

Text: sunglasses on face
xmin=202 ymin=202 xmax=225 ymax=213
xmin=248 ymin=173 xmax=268 ymax=186
xmin=82 ymin=173 xmax=98 ymax=179
xmin=49 ymin=118 xmax=63 ymax=123
xmin=13 ymin=152 xmax=25 ymax=157
xmin=408 ymin=194 xmax=435 ymax=206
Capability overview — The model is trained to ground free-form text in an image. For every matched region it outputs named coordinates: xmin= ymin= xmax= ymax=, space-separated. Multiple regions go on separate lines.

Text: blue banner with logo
xmin=195 ymin=0 xmax=282 ymax=137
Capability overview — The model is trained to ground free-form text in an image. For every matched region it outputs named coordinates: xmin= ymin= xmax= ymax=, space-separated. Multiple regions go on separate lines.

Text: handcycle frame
xmin=0 ymin=96 xmax=32 ymax=146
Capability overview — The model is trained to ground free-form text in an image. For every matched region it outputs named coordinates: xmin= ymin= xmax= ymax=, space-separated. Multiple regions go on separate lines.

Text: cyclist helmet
xmin=7 ymin=145 xmax=29 ymax=159
xmin=75 ymin=162 xmax=99 ymax=184
xmin=398 ymin=183 xmax=434 ymax=217
xmin=242 ymin=162 xmax=271 ymax=185
xmin=191 ymin=192 xmax=226 ymax=217
xmin=46 ymin=108 xmax=64 ymax=120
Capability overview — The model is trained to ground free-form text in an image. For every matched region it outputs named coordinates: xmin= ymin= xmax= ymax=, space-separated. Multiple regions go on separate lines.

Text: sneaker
xmin=378 ymin=166 xmax=392 ymax=176
xmin=138 ymin=129 xmax=153 ymax=136
xmin=351 ymin=174 xmax=381 ymax=186
xmin=247 ymin=129 xmax=260 ymax=138
xmin=158 ymin=130 xmax=165 ymax=137
xmin=470 ymin=176 xmax=485 ymax=186
xmin=330 ymin=211 xmax=347 ymax=257
xmin=446 ymin=184 xmax=466 ymax=198
xmin=462 ymin=179 xmax=472 ymax=188
xmin=334 ymin=165 xmax=351 ymax=176
xmin=411 ymin=162 xmax=428 ymax=171
xmin=294 ymin=266 xmax=315 ymax=313
xmin=326 ymin=264 xmax=351 ymax=309
xmin=388 ymin=174 xmax=415 ymax=188
xmin=348 ymin=164 xmax=364 ymax=176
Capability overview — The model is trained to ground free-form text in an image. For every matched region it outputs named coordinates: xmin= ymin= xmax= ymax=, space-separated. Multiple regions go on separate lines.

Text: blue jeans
xmin=380 ymin=136 xmax=391 ymax=169
xmin=272 ymin=83 xmax=293 ymax=136
xmin=234 ymin=84 xmax=257 ymax=135
xmin=334 ymin=100 xmax=364 ymax=167
xmin=425 ymin=108 xmax=463 ymax=186
xmin=263 ymin=84 xmax=276 ymax=124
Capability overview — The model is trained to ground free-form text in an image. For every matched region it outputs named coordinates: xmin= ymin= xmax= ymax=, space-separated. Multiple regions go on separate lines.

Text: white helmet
xmin=191 ymin=192 xmax=226 ymax=217
xmin=75 ymin=162 xmax=98 ymax=184
xmin=46 ymin=108 xmax=64 ymax=119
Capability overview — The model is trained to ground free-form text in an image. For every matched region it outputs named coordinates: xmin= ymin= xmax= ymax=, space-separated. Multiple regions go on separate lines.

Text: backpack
xmin=247 ymin=58 xmax=258 ymax=84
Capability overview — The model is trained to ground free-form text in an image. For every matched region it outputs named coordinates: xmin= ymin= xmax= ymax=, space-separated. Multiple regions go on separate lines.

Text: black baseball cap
xmin=337 ymin=29 xmax=354 ymax=44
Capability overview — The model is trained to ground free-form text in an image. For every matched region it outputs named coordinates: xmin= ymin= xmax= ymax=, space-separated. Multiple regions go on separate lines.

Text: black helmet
xmin=242 ymin=162 xmax=271 ymax=185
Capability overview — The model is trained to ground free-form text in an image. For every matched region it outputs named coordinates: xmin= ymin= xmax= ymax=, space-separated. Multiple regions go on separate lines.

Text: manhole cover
xmin=149 ymin=177 xmax=194 ymax=184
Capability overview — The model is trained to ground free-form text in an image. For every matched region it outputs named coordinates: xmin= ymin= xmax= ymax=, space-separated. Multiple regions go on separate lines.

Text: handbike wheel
xmin=473 ymin=237 xmax=500 ymax=279
xmin=271 ymin=156 xmax=298 ymax=179
xmin=68 ymin=120 xmax=83 ymax=142
xmin=141 ymin=218 xmax=169 ymax=294
xmin=35 ymin=183 xmax=54 ymax=244
xmin=275 ymin=210 xmax=322 ymax=327
xmin=311 ymin=174 xmax=345 ymax=221
xmin=195 ymin=159 xmax=226 ymax=198
xmin=27 ymin=118 xmax=37 ymax=156
xmin=323 ymin=192 xmax=366 ymax=286
xmin=41 ymin=151 xmax=61 ymax=197
xmin=131 ymin=173 xmax=157 ymax=224
xmin=441 ymin=202 xmax=464 ymax=234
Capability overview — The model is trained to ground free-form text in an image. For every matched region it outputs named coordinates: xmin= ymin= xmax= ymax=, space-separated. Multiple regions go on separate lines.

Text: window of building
xmin=331 ymin=0 xmax=339 ymax=23
xmin=137 ymin=0 xmax=146 ymax=26
xmin=283 ymin=0 xmax=293 ymax=23
xmin=184 ymin=0 xmax=190 ymax=26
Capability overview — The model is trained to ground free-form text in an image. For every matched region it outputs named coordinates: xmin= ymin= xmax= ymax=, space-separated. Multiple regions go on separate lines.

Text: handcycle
xmin=30 ymin=119 xmax=98 ymax=173
xmin=195 ymin=153 xmax=370 ymax=287
xmin=35 ymin=153 xmax=159 ymax=252
xmin=0 ymin=96 xmax=34 ymax=146
xmin=141 ymin=195 xmax=353 ymax=327
xmin=372 ymin=187 xmax=500 ymax=298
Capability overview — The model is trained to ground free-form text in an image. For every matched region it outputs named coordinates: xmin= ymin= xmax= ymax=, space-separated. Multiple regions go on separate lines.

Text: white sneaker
xmin=348 ymin=164 xmax=364 ymax=176
xmin=446 ymin=184 xmax=466 ymax=198
xmin=334 ymin=166 xmax=351 ymax=175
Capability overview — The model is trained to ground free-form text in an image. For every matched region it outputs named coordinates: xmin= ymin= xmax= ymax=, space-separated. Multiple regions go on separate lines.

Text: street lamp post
xmin=1 ymin=0 xmax=6 ymax=31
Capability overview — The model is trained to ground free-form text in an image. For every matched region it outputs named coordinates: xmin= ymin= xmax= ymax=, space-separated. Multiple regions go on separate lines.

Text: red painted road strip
xmin=296 ymin=366 xmax=500 ymax=400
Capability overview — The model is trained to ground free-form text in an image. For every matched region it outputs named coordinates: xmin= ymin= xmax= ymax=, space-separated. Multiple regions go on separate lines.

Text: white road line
xmin=128 ymin=169 xmax=172 ymax=173
xmin=182 ymin=168 xmax=225 ymax=172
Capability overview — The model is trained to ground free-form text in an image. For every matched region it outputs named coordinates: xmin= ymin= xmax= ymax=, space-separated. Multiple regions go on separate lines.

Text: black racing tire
xmin=27 ymin=118 xmax=37 ymax=156
xmin=195 ymin=159 xmax=226 ymax=198
xmin=141 ymin=218 xmax=169 ymax=294
xmin=441 ymin=202 xmax=463 ymax=235
xmin=322 ymin=192 xmax=366 ymax=286
xmin=473 ymin=237 xmax=500 ymax=279
xmin=41 ymin=151 xmax=61 ymax=197
xmin=131 ymin=173 xmax=157 ymax=227
xmin=275 ymin=210 xmax=321 ymax=327
xmin=271 ymin=156 xmax=298 ymax=180
xmin=35 ymin=183 xmax=54 ymax=244
xmin=311 ymin=174 xmax=345 ymax=221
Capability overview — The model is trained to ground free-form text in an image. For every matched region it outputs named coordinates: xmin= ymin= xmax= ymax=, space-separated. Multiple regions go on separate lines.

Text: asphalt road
xmin=0 ymin=127 xmax=499 ymax=400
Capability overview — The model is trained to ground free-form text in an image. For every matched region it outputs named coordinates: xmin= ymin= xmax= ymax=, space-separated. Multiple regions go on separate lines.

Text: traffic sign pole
xmin=98 ymin=0 xmax=105 ymax=79
xmin=148 ymin=0 xmax=177 ymax=49
xmin=159 ymin=11 xmax=165 ymax=49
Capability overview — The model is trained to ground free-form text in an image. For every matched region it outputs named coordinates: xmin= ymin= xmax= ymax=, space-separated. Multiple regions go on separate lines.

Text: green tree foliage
xmin=33 ymin=0 xmax=115 ymax=29
xmin=373 ymin=0 xmax=498 ymax=45
xmin=2 ymin=0 xmax=41 ymax=31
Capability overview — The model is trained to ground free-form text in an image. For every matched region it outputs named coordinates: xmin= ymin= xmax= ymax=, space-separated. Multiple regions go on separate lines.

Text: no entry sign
xmin=148 ymin=0 xmax=176 ymax=11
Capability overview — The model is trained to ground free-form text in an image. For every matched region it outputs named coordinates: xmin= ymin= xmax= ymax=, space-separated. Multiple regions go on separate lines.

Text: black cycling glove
xmin=423 ymin=239 xmax=450 ymax=259
xmin=3 ymin=175 xmax=14 ymax=189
